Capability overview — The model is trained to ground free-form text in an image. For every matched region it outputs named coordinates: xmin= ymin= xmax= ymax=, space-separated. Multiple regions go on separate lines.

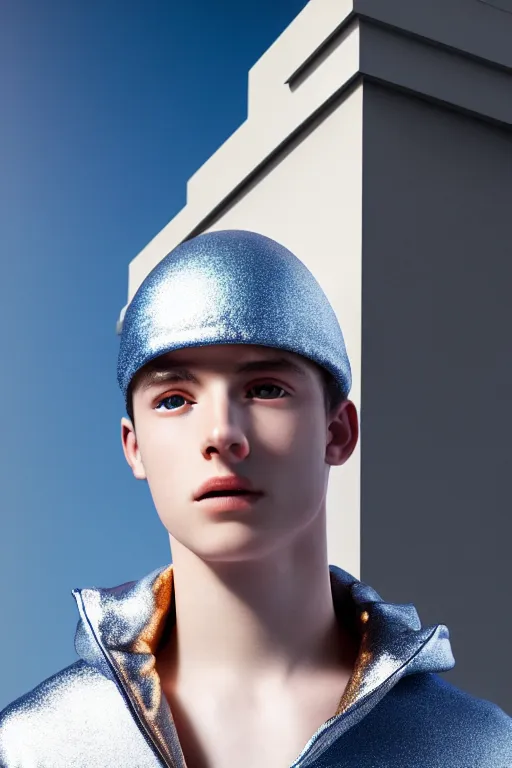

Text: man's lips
xmin=194 ymin=489 xmax=264 ymax=513
xmin=194 ymin=475 xmax=262 ymax=501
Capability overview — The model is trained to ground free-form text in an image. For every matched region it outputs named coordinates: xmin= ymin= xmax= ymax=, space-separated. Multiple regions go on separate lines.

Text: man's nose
xmin=199 ymin=391 xmax=250 ymax=461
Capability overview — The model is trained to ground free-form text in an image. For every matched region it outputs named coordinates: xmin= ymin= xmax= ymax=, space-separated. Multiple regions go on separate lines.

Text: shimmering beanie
xmin=117 ymin=230 xmax=352 ymax=402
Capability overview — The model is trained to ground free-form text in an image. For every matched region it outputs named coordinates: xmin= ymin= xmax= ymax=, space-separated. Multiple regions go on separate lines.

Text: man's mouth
xmin=198 ymin=489 xmax=258 ymax=500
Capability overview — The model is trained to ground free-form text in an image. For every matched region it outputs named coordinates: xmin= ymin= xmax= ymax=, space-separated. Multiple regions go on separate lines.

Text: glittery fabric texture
xmin=117 ymin=230 xmax=352 ymax=402
xmin=1 ymin=564 xmax=511 ymax=767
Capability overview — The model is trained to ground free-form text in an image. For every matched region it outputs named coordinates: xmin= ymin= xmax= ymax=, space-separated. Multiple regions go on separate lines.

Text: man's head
xmin=121 ymin=343 xmax=357 ymax=562
xmin=118 ymin=230 xmax=358 ymax=561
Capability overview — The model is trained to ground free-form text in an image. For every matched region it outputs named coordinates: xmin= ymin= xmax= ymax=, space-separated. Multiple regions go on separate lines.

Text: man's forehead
xmin=153 ymin=344 xmax=308 ymax=369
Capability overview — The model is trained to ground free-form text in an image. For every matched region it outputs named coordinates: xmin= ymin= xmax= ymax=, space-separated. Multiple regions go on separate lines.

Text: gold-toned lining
xmin=133 ymin=565 xmax=175 ymax=655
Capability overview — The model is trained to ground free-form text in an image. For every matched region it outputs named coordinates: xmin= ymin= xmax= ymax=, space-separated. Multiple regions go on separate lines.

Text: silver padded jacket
xmin=1 ymin=564 xmax=511 ymax=767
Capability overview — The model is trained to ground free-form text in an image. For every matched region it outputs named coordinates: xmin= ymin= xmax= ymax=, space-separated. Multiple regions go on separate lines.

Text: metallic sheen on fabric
xmin=2 ymin=565 xmax=511 ymax=767
xmin=117 ymin=230 xmax=352 ymax=401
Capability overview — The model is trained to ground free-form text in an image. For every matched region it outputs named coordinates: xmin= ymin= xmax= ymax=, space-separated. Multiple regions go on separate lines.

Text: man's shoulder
xmin=0 ymin=660 xmax=161 ymax=767
xmin=389 ymin=672 xmax=510 ymax=724
xmin=0 ymin=661 xmax=120 ymax=764
xmin=320 ymin=673 xmax=512 ymax=767
xmin=0 ymin=660 xmax=112 ymax=722
xmin=382 ymin=673 xmax=512 ymax=763
xmin=398 ymin=672 xmax=511 ymax=722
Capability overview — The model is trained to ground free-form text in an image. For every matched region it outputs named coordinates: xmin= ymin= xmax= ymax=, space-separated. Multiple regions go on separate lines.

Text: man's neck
xmin=155 ymin=509 xmax=358 ymax=693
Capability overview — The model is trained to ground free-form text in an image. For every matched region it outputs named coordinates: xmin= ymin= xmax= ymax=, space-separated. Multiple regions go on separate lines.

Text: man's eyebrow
xmin=137 ymin=357 xmax=308 ymax=391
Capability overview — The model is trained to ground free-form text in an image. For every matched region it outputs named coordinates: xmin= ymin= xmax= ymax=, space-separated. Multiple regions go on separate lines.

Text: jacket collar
xmin=72 ymin=564 xmax=455 ymax=767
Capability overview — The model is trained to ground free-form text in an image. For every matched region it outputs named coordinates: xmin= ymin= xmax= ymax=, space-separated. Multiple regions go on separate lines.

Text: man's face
xmin=121 ymin=344 xmax=357 ymax=562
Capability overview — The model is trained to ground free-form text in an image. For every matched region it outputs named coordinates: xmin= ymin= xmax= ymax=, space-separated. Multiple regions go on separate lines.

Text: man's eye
xmin=155 ymin=394 xmax=190 ymax=412
xmin=247 ymin=383 xmax=287 ymax=400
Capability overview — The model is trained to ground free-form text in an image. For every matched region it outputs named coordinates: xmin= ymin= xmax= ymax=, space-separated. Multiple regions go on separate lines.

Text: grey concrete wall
xmin=356 ymin=0 xmax=512 ymax=70
xmin=361 ymin=82 xmax=512 ymax=713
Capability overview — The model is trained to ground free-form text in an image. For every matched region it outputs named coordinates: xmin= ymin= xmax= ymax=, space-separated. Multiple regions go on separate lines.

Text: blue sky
xmin=0 ymin=0 xmax=309 ymax=709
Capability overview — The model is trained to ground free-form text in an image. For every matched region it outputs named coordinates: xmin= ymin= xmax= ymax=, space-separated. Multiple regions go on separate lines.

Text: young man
xmin=0 ymin=230 xmax=510 ymax=767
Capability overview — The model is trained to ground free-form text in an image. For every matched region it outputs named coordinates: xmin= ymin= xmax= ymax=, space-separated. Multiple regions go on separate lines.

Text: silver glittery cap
xmin=118 ymin=230 xmax=352 ymax=400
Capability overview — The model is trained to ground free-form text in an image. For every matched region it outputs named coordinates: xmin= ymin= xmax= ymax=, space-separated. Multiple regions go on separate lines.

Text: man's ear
xmin=121 ymin=417 xmax=147 ymax=480
xmin=325 ymin=399 xmax=359 ymax=467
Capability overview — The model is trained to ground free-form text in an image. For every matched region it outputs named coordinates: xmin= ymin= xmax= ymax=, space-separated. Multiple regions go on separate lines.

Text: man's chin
xmin=169 ymin=527 xmax=288 ymax=564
